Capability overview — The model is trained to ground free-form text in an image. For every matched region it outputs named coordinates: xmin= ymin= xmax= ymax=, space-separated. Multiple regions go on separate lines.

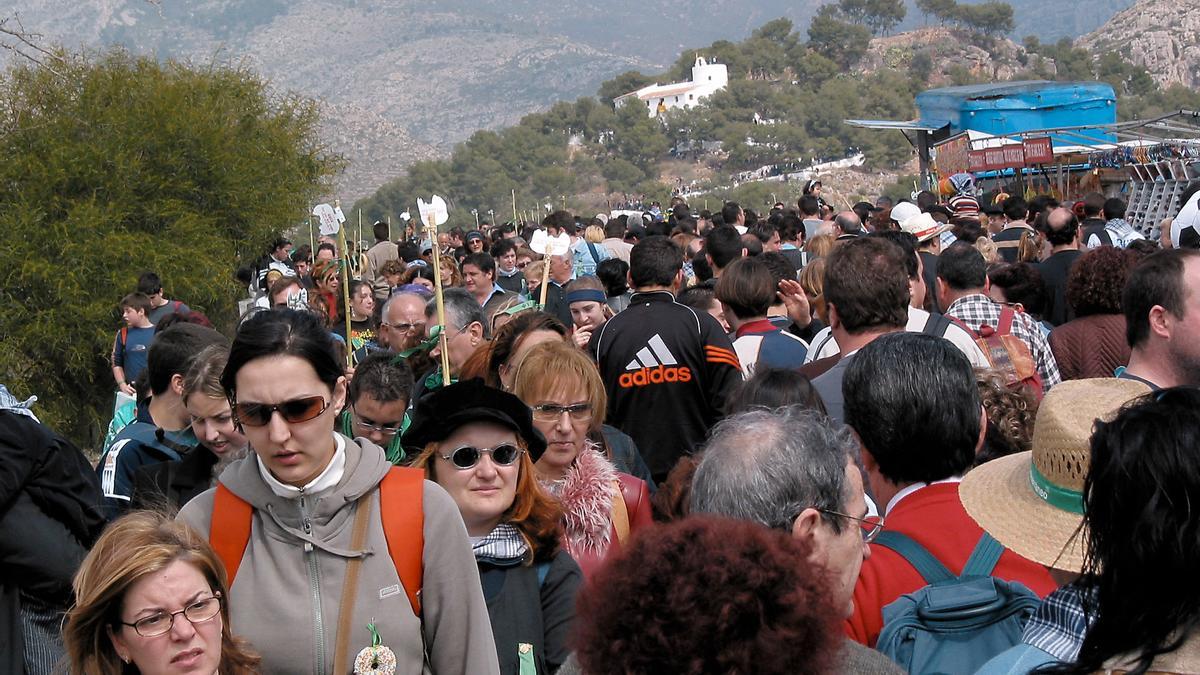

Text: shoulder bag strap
xmin=997 ymin=306 xmax=1016 ymax=335
xmin=210 ymin=484 xmax=252 ymax=586
xmin=961 ymin=533 xmax=1005 ymax=577
xmin=380 ymin=467 xmax=425 ymax=617
xmin=332 ymin=492 xmax=374 ymax=673
xmin=873 ymin=531 xmax=956 ymax=584
xmin=585 ymin=241 xmax=602 ymax=266
xmin=947 ymin=314 xmax=980 ymax=340
xmin=610 ymin=479 xmax=630 ymax=544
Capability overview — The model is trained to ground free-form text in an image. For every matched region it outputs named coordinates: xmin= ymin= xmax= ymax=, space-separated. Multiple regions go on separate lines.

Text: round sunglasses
xmin=439 ymin=443 xmax=524 ymax=470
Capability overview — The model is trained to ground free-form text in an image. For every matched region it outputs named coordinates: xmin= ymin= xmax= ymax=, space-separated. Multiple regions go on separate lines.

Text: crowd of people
xmin=4 ymin=177 xmax=1200 ymax=674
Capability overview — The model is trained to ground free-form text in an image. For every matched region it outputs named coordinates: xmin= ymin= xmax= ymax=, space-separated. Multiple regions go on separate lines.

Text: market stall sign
xmin=1023 ymin=137 xmax=1053 ymax=164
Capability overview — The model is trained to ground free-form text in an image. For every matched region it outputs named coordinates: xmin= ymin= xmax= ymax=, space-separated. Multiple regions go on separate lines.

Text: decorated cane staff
xmin=529 ymin=228 xmax=571 ymax=307
xmin=419 ymin=195 xmax=452 ymax=386
xmin=308 ymin=202 xmax=316 ymax=258
xmin=334 ymin=199 xmax=356 ymax=367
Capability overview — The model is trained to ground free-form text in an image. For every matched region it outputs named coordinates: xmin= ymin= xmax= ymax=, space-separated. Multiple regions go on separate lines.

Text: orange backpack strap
xmin=210 ymin=483 xmax=253 ymax=587
xmin=380 ymin=467 xmax=425 ymax=617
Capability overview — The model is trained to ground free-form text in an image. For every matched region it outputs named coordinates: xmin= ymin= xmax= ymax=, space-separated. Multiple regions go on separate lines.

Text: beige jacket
xmin=179 ymin=436 xmax=499 ymax=675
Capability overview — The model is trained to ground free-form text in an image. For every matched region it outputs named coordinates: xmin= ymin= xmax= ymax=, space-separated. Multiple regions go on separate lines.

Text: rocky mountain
xmin=1077 ymin=0 xmax=1200 ymax=90
xmin=3 ymin=0 xmax=1137 ymax=199
xmin=899 ymin=0 xmax=1135 ymax=42
xmin=860 ymin=26 xmax=1051 ymax=85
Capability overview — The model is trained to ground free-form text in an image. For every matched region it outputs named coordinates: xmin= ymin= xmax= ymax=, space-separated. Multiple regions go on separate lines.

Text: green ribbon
xmin=367 ymin=623 xmax=382 ymax=648
xmin=1029 ymin=464 xmax=1084 ymax=515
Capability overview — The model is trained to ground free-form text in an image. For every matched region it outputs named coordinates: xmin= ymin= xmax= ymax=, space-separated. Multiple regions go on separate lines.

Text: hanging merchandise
xmin=1088 ymin=141 xmax=1200 ymax=169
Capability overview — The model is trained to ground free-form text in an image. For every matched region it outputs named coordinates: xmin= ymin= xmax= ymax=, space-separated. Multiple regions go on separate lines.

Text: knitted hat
xmin=949 ymin=195 xmax=981 ymax=220
xmin=959 ymin=378 xmax=1149 ymax=572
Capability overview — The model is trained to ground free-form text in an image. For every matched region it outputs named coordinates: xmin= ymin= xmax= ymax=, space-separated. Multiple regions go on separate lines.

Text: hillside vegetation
xmin=354 ymin=3 xmax=1199 ymax=227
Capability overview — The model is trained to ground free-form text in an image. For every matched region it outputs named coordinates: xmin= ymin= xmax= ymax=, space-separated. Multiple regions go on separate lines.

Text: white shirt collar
xmin=257 ymin=433 xmax=347 ymax=498
xmin=884 ymin=476 xmax=962 ymax=515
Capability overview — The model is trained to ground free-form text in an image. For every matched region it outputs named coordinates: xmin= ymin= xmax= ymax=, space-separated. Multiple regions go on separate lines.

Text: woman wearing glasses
xmin=177 ymin=309 xmax=499 ymax=674
xmin=408 ymin=379 xmax=582 ymax=675
xmin=64 ymin=510 xmax=260 ymax=674
xmin=510 ymin=341 xmax=653 ymax=578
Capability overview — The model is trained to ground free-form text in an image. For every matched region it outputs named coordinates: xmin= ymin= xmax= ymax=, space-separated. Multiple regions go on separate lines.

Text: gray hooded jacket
xmin=179 ymin=435 xmax=499 ymax=674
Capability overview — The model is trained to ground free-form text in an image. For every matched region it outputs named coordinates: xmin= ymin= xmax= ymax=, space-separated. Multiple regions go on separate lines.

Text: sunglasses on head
xmin=233 ymin=395 xmax=329 ymax=427
xmin=440 ymin=443 xmax=523 ymax=469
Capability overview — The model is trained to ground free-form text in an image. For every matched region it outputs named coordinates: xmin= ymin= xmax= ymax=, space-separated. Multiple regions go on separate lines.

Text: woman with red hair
xmin=408 ymin=379 xmax=581 ymax=675
xmin=568 ymin=515 xmax=843 ymax=674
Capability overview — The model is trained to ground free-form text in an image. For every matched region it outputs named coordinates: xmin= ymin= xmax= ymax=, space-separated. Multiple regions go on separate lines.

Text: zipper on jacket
xmin=300 ymin=494 xmax=326 ymax=674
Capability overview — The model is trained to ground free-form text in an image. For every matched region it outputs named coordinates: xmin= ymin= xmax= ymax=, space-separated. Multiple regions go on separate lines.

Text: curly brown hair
xmin=1066 ymin=247 xmax=1137 ymax=317
xmin=572 ymin=516 xmax=841 ymax=675
xmin=973 ymin=367 xmax=1039 ymax=467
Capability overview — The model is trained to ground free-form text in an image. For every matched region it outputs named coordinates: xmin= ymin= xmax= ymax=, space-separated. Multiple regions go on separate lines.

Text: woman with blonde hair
xmin=439 ymin=257 xmax=463 ymax=288
xmin=64 ymin=510 xmax=261 ymax=674
xmin=311 ymin=259 xmax=341 ymax=322
xmin=511 ymin=341 xmax=653 ymax=578
xmin=407 ymin=380 xmax=581 ymax=675
xmin=798 ymin=258 xmax=829 ymax=325
xmin=583 ymin=225 xmax=606 ymax=245
xmin=804 ymin=233 xmax=835 ymax=260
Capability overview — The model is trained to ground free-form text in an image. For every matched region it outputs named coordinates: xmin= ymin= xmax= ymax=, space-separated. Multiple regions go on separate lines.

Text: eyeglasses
xmin=383 ymin=320 xmax=425 ymax=333
xmin=817 ymin=509 xmax=884 ymax=543
xmin=440 ymin=443 xmax=524 ymax=470
xmin=352 ymin=407 xmax=403 ymax=435
xmin=233 ymin=395 xmax=328 ymax=427
xmin=531 ymin=403 xmax=593 ymax=423
xmin=516 ymin=261 xmax=530 ymax=270
xmin=118 ymin=594 xmax=222 ymax=637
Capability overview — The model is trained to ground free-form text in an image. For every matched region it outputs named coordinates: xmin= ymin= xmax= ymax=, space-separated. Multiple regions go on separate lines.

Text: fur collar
xmin=541 ymin=442 xmax=617 ymax=554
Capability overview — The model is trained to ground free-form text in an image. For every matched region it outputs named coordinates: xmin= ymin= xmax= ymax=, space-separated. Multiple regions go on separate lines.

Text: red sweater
xmin=846 ymin=482 xmax=1056 ymax=646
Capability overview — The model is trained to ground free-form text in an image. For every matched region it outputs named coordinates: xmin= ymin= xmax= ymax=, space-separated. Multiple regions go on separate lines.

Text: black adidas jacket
xmin=589 ymin=290 xmax=742 ymax=478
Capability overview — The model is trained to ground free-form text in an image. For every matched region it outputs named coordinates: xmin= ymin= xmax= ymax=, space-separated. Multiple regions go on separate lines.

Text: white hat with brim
xmin=900 ymin=212 xmax=951 ymax=243
xmin=959 ymin=378 xmax=1151 ymax=573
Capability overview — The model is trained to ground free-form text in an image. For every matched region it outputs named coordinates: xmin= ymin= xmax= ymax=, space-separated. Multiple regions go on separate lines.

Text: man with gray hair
xmin=378 ymin=292 xmax=428 ymax=353
xmin=691 ymin=407 xmax=902 ymax=674
xmin=423 ymin=287 xmax=488 ymax=382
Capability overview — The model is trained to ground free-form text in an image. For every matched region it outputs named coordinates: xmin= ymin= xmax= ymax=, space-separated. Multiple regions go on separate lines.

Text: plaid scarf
xmin=473 ymin=522 xmax=529 ymax=566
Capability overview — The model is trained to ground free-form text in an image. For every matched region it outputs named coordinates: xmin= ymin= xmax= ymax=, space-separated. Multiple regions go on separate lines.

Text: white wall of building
xmin=616 ymin=57 xmax=729 ymax=118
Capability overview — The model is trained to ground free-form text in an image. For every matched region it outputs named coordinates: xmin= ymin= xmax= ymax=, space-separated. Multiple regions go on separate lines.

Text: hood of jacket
xmin=541 ymin=442 xmax=617 ymax=554
xmin=218 ymin=433 xmax=391 ymax=559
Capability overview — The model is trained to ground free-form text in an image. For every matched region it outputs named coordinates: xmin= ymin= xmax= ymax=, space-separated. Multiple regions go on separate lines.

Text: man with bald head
xmin=834 ymin=211 xmax=864 ymax=240
xmin=1038 ymin=207 xmax=1083 ymax=326
xmin=378 ymin=292 xmax=428 ymax=352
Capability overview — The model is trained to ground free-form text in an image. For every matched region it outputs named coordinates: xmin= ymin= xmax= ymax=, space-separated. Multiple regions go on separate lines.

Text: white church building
xmin=614 ymin=56 xmax=729 ymax=118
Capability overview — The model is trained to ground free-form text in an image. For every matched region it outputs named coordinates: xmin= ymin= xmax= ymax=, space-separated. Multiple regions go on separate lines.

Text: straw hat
xmin=959 ymin=378 xmax=1150 ymax=572
xmin=900 ymin=213 xmax=951 ymax=244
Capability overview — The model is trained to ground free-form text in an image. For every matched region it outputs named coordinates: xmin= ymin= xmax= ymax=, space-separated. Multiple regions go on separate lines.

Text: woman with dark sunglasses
xmin=407 ymin=379 xmax=582 ymax=675
xmin=177 ymin=309 xmax=499 ymax=674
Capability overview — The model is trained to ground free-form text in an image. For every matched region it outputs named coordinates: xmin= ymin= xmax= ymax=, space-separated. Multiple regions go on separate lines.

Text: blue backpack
xmin=874 ymin=532 xmax=1042 ymax=675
